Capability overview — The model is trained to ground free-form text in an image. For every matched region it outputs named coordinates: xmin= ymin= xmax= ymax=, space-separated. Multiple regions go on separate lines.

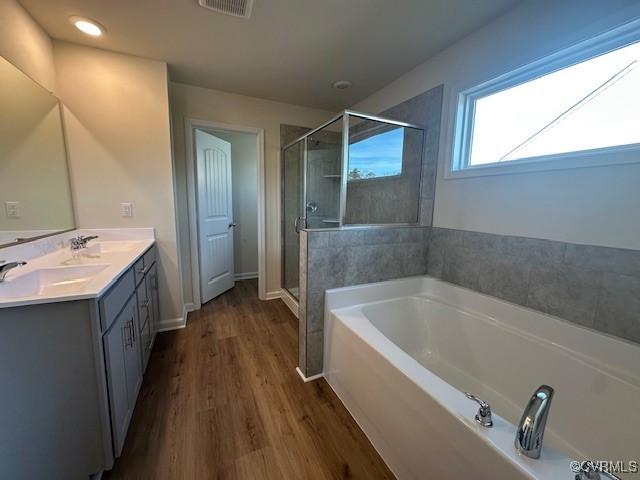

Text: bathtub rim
xmin=324 ymin=275 xmax=640 ymax=387
xmin=324 ymin=302 xmax=573 ymax=480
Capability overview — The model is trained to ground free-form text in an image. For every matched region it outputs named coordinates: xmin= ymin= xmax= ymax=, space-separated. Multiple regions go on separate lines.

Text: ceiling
xmin=20 ymin=0 xmax=520 ymax=110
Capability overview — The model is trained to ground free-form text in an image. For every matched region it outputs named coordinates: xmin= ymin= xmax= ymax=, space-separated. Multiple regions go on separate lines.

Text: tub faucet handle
xmin=574 ymin=465 xmax=622 ymax=480
xmin=465 ymin=392 xmax=493 ymax=427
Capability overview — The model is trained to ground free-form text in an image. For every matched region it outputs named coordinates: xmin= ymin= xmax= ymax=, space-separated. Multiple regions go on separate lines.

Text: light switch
xmin=121 ymin=202 xmax=133 ymax=218
xmin=5 ymin=201 xmax=20 ymax=218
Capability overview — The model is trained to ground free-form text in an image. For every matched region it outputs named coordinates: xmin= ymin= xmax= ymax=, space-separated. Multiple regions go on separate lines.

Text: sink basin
xmin=0 ymin=264 xmax=109 ymax=299
xmin=85 ymin=241 xmax=140 ymax=255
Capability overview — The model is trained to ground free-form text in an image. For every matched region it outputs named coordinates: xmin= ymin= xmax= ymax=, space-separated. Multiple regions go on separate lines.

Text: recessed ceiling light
xmin=69 ymin=16 xmax=104 ymax=37
xmin=332 ymin=80 xmax=353 ymax=90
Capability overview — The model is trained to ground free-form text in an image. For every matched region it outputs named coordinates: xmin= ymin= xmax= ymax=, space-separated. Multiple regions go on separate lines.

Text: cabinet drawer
xmin=100 ymin=269 xmax=135 ymax=331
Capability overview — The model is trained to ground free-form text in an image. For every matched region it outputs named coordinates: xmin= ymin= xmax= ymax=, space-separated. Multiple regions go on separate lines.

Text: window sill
xmin=444 ymin=143 xmax=640 ymax=179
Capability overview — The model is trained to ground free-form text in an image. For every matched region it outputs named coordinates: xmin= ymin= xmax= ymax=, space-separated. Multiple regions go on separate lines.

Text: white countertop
xmin=0 ymin=229 xmax=155 ymax=309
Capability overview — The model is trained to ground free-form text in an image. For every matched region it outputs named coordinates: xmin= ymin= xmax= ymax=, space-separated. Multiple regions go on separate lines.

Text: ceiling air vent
xmin=197 ymin=0 xmax=254 ymax=18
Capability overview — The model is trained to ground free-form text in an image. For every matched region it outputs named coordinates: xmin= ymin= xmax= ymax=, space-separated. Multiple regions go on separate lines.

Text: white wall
xmin=53 ymin=41 xmax=182 ymax=324
xmin=210 ymin=130 xmax=259 ymax=278
xmin=1 ymin=1 xmax=182 ymax=324
xmin=353 ymin=0 xmax=640 ymax=250
xmin=170 ymin=82 xmax=333 ymax=302
xmin=0 ymin=0 xmax=57 ymax=93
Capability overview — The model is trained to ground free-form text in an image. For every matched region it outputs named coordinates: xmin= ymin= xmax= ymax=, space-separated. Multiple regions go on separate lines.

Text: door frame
xmin=185 ymin=118 xmax=266 ymax=307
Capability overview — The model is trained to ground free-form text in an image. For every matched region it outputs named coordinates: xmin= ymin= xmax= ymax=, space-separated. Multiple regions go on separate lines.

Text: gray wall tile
xmin=526 ymin=265 xmax=601 ymax=328
xmin=476 ymin=256 xmax=531 ymax=305
xmin=428 ymin=226 xmax=639 ymax=346
xmin=501 ymin=236 xmax=566 ymax=264
xmin=441 ymin=246 xmax=482 ymax=291
xmin=298 ymin=230 xmax=308 ymax=372
xmin=328 ymin=229 xmax=364 ymax=247
xmin=307 ymin=230 xmax=330 ymax=249
xmin=306 ymin=330 xmax=325 ymax=376
xmin=302 ymin=226 xmax=428 ymax=375
xmin=564 ymin=244 xmax=640 ymax=277
xmin=595 ymin=273 xmax=640 ymax=344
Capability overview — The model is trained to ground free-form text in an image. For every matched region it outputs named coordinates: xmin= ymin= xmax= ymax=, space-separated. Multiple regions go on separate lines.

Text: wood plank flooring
xmin=106 ymin=280 xmax=394 ymax=480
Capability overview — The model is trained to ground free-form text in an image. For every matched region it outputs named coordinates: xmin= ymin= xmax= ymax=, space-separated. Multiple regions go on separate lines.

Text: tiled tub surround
xmin=300 ymin=226 xmax=429 ymax=376
xmin=294 ymin=84 xmax=640 ymax=377
xmin=427 ymin=228 xmax=640 ymax=345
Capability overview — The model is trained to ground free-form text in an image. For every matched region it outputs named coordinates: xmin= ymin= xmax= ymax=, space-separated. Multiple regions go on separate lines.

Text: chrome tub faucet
xmin=515 ymin=385 xmax=554 ymax=459
xmin=465 ymin=392 xmax=493 ymax=427
xmin=0 ymin=261 xmax=27 ymax=282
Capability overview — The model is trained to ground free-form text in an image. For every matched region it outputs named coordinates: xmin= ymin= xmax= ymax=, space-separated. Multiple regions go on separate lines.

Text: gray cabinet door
xmin=124 ymin=300 xmax=142 ymax=413
xmin=140 ymin=315 xmax=152 ymax=371
xmin=103 ymin=295 xmax=142 ymax=456
xmin=149 ymin=263 xmax=160 ymax=336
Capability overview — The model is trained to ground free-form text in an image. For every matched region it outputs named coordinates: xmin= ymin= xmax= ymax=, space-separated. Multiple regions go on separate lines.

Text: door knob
xmin=228 ymin=223 xmax=237 ymax=228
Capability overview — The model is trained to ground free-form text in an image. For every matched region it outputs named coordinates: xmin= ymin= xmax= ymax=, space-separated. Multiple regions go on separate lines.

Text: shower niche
xmin=281 ymin=110 xmax=425 ymax=300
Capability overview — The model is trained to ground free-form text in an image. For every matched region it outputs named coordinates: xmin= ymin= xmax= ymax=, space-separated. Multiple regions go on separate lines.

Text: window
xmin=451 ymin=25 xmax=640 ymax=174
xmin=348 ymin=127 xmax=404 ymax=180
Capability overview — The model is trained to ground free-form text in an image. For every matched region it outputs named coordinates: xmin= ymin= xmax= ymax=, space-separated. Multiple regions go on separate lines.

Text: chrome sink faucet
xmin=69 ymin=234 xmax=99 ymax=253
xmin=0 ymin=261 xmax=27 ymax=282
xmin=515 ymin=385 xmax=554 ymax=459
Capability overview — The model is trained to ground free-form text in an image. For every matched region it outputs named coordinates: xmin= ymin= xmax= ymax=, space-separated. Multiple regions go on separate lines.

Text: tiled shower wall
xmin=297 ymin=86 xmax=445 ymax=376
xmin=300 ymin=227 xmax=430 ymax=375
xmin=427 ymin=228 xmax=640 ymax=345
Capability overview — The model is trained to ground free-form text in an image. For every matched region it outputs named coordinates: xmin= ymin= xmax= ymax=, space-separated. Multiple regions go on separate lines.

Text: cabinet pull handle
xmin=124 ymin=322 xmax=131 ymax=348
xmin=131 ymin=318 xmax=136 ymax=343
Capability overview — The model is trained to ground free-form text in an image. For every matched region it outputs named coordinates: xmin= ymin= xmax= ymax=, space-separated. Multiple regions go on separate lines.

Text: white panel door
xmin=195 ymin=129 xmax=235 ymax=304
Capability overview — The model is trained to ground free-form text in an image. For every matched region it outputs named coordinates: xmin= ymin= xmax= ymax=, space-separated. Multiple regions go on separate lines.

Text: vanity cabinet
xmin=103 ymin=295 xmax=142 ymax=455
xmin=0 ymin=242 xmax=160 ymax=479
xmin=101 ymin=244 xmax=157 ymax=456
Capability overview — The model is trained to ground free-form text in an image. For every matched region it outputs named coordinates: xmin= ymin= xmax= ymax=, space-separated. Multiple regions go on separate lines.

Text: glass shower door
xmin=305 ymin=118 xmax=343 ymax=228
xmin=282 ymin=140 xmax=304 ymax=300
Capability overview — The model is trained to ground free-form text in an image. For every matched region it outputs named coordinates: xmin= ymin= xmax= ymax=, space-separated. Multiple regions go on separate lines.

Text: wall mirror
xmin=0 ymin=55 xmax=74 ymax=248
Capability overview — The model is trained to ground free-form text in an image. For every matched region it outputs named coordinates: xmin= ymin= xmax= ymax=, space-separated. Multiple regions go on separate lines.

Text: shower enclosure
xmin=282 ymin=110 xmax=425 ymax=301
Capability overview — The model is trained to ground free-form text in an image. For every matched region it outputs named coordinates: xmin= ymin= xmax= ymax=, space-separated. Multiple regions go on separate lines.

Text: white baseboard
xmin=264 ymin=290 xmax=281 ymax=300
xmin=234 ymin=271 xmax=258 ymax=281
xmin=296 ymin=367 xmax=323 ymax=383
xmin=156 ymin=305 xmax=190 ymax=332
xmin=156 ymin=317 xmax=186 ymax=332
xmin=280 ymin=288 xmax=299 ymax=318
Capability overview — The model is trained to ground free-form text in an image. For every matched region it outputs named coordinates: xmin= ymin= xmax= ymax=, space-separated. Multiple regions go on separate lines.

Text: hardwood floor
xmin=106 ymin=280 xmax=394 ymax=480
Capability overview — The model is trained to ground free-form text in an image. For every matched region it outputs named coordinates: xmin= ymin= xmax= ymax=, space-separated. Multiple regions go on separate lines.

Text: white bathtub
xmin=323 ymin=276 xmax=640 ymax=480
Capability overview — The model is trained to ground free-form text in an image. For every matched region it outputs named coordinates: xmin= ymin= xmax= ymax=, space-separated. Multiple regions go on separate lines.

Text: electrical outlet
xmin=120 ymin=202 xmax=133 ymax=218
xmin=5 ymin=201 xmax=20 ymax=218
